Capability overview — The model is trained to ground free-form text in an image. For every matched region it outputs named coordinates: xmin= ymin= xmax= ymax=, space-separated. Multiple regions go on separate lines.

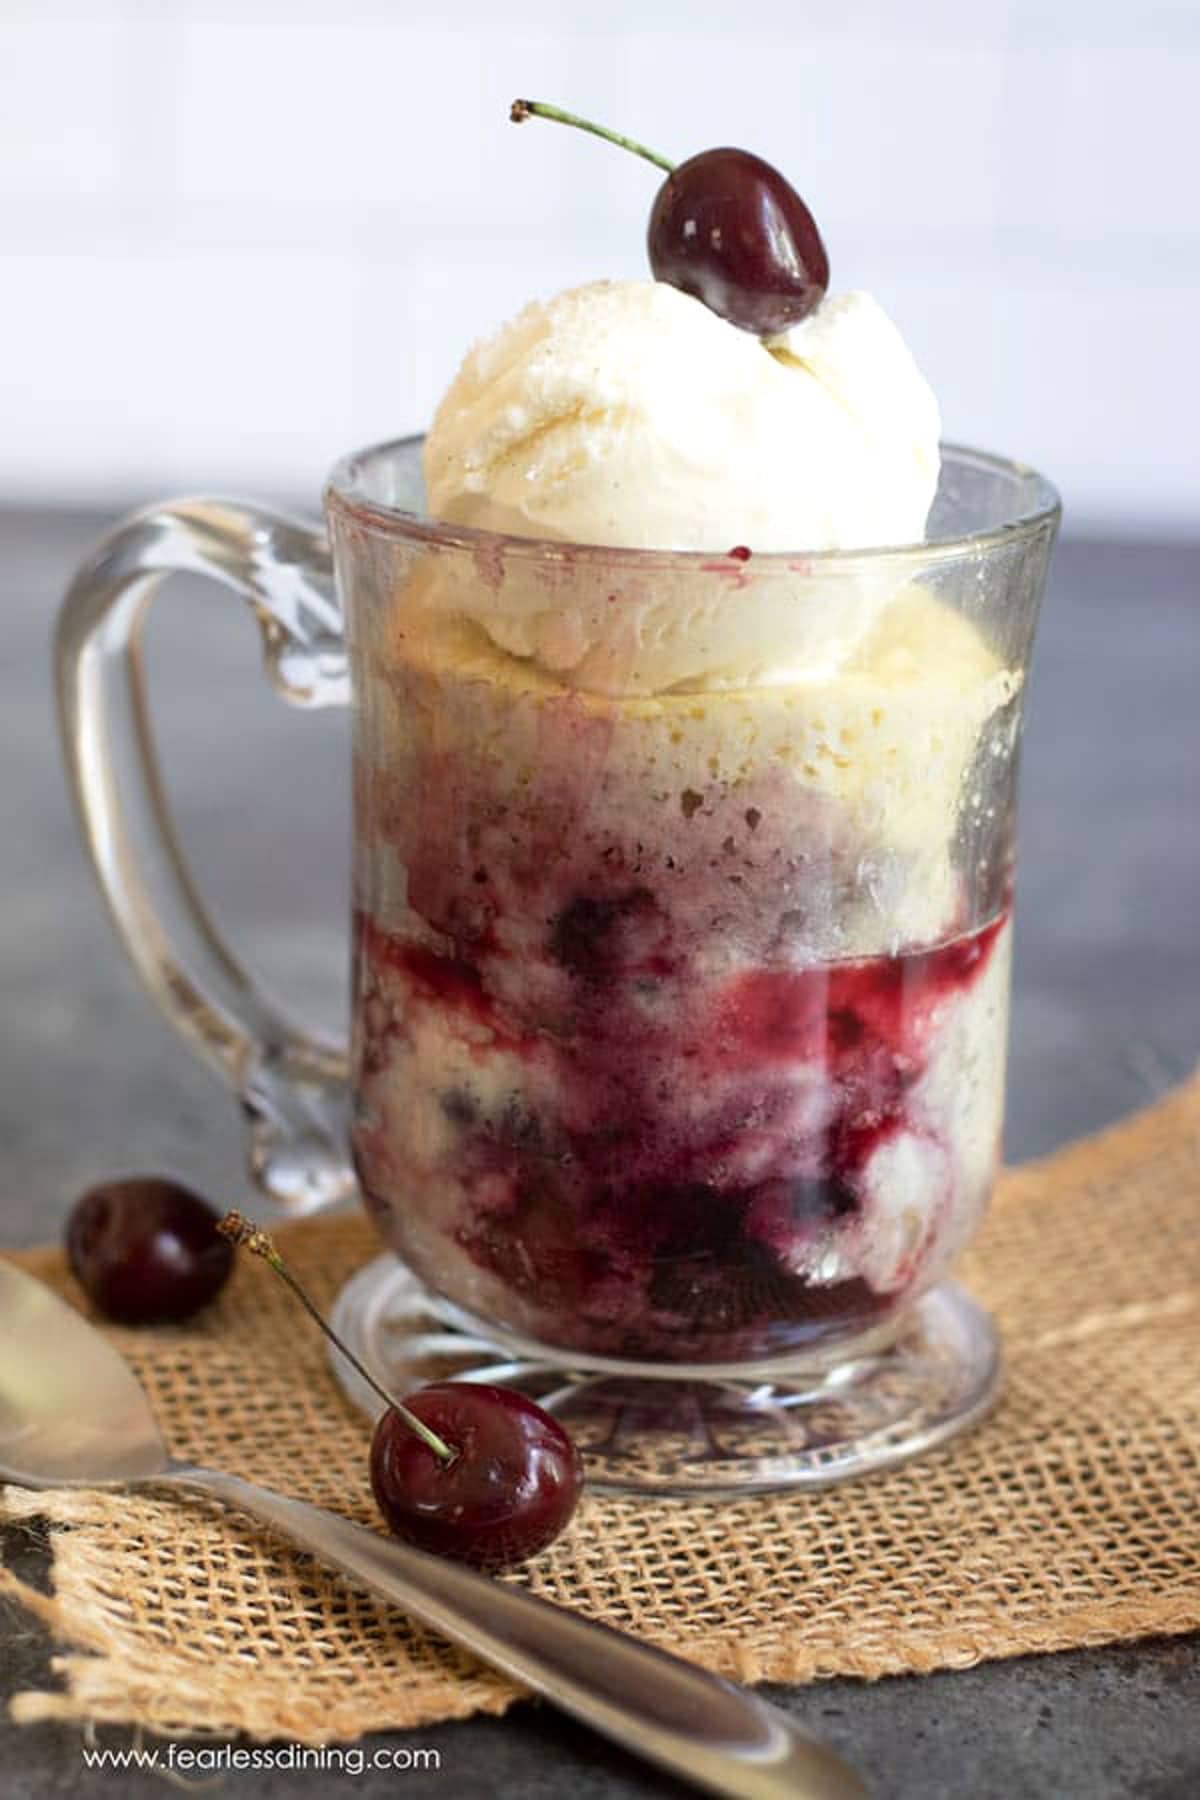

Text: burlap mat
xmin=2 ymin=1075 xmax=1199 ymax=1743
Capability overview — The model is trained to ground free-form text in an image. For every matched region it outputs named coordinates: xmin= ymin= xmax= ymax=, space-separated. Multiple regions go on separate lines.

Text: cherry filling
xmin=352 ymin=895 xmax=1007 ymax=1361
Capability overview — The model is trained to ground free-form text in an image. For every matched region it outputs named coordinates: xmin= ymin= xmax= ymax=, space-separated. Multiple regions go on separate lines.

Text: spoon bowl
xmin=0 ymin=1262 xmax=167 ymax=1485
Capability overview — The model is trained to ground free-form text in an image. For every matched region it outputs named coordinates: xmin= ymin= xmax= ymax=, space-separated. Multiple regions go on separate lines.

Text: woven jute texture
xmin=2 ymin=1075 xmax=1199 ymax=1743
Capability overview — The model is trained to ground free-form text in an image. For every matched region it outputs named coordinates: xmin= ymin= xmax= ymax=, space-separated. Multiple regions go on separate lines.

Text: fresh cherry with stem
xmin=511 ymin=98 xmax=828 ymax=336
xmin=218 ymin=1213 xmax=583 ymax=1569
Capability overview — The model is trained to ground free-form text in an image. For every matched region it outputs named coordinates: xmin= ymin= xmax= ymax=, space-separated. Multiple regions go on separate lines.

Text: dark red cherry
xmin=648 ymin=148 xmax=828 ymax=336
xmin=511 ymin=103 xmax=829 ymax=339
xmin=219 ymin=1213 xmax=585 ymax=1570
xmin=66 ymin=1176 xmax=234 ymax=1324
xmin=369 ymin=1382 xmax=583 ymax=1569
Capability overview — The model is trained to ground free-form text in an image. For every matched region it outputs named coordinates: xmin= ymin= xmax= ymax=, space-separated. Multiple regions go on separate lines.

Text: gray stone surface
xmin=1 ymin=508 xmax=1197 ymax=1797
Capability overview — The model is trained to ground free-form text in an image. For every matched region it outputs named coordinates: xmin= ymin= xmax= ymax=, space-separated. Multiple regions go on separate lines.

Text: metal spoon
xmin=0 ymin=1262 xmax=867 ymax=1798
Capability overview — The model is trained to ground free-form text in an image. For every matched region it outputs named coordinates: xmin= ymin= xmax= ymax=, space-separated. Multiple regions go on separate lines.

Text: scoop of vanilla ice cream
xmin=414 ymin=281 xmax=943 ymax=695
xmin=424 ymin=280 xmax=939 ymax=554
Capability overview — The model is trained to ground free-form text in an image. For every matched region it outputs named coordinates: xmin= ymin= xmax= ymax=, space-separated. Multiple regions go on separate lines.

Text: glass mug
xmin=56 ymin=438 xmax=1058 ymax=1493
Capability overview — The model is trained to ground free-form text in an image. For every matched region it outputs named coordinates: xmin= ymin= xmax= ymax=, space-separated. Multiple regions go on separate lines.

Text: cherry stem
xmin=218 ymin=1212 xmax=455 ymax=1465
xmin=510 ymin=99 xmax=675 ymax=175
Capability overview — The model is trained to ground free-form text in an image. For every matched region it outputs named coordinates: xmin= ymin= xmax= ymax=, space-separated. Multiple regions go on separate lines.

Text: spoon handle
xmin=164 ymin=1464 xmax=867 ymax=1800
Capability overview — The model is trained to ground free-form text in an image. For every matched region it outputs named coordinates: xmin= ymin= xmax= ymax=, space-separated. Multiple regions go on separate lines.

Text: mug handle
xmin=55 ymin=497 xmax=354 ymax=1213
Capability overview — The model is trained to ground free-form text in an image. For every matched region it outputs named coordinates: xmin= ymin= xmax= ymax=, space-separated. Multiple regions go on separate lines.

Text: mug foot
xmin=328 ymin=1257 xmax=1000 ymax=1497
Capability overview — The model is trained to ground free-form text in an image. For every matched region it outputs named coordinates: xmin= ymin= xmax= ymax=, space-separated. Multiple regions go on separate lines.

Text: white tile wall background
xmin=1 ymin=0 xmax=1198 ymax=531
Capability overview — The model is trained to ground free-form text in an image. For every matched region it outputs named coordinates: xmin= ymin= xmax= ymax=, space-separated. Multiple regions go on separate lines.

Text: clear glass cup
xmin=56 ymin=438 xmax=1058 ymax=1493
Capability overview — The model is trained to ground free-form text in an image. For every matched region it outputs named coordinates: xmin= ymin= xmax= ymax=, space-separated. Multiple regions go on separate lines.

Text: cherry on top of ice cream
xmin=428 ymin=114 xmax=936 ymax=559
xmin=510 ymin=99 xmax=828 ymax=337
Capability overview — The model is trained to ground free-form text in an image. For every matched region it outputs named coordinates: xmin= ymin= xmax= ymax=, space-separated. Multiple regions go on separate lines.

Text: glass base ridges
xmin=328 ymin=1255 xmax=1000 ymax=1497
